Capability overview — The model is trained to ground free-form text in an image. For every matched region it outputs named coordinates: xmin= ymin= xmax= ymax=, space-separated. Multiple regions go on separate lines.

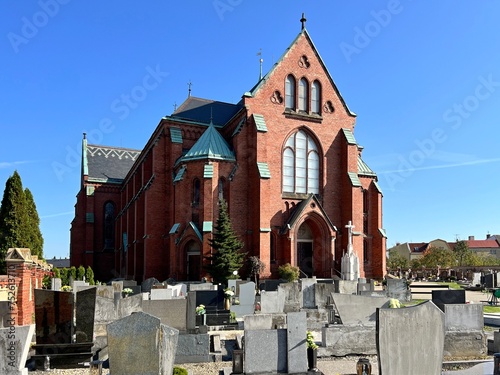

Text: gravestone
xmin=332 ymin=293 xmax=390 ymax=326
xmin=244 ymin=314 xmax=273 ymax=330
xmin=472 ymin=272 xmax=481 ymax=287
xmin=301 ymin=278 xmax=316 ymax=308
xmin=190 ymin=283 xmax=215 ymax=291
xmin=72 ymin=280 xmax=89 ymax=291
xmin=260 ymin=291 xmax=284 ymax=313
xmin=123 ymin=280 xmax=137 ymax=287
xmin=259 ymin=279 xmax=285 ymax=292
xmin=175 ymin=334 xmax=210 ymax=363
xmin=377 ymin=301 xmax=445 ymax=375
xmin=186 ymin=292 xmax=196 ymax=332
xmin=0 ymin=324 xmax=35 ymax=375
xmin=279 ymin=282 xmax=302 ymax=312
xmin=483 ymin=274 xmax=494 ymax=289
xmin=341 ymin=221 xmax=360 ymax=281
xmin=196 ymin=290 xmax=224 ymax=311
xmin=334 ymin=280 xmax=357 ymax=294
xmin=95 ymin=285 xmax=114 ymax=299
xmin=75 ymin=287 xmax=96 ymax=343
xmin=168 ymin=284 xmax=187 ymax=297
xmin=107 ymin=312 xmax=179 ymax=375
xmin=322 ymin=325 xmax=377 ymax=356
xmin=150 ymin=288 xmax=173 ymax=300
xmin=244 ymin=329 xmax=287 ymax=374
xmin=231 ymin=282 xmax=255 ymax=317
xmin=314 ymin=283 xmax=336 ymax=309
xmin=444 ymin=304 xmax=486 ymax=357
xmin=0 ymin=301 xmax=11 ymax=328
xmin=432 ymin=289 xmax=466 ymax=312
xmin=287 ymin=312 xmax=307 ymax=374
xmin=143 ymin=299 xmax=187 ymax=331
xmin=112 ymin=281 xmax=123 ymax=294
xmin=34 ymin=289 xmax=73 ymax=344
xmin=141 ymin=277 xmax=160 ymax=293
xmin=386 ymin=278 xmax=411 ymax=302
xmin=51 ymin=278 xmax=61 ymax=291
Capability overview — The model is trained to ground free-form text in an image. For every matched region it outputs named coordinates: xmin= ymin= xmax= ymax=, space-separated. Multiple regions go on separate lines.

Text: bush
xmin=278 ymin=263 xmax=299 ymax=282
xmin=173 ymin=366 xmax=188 ymax=375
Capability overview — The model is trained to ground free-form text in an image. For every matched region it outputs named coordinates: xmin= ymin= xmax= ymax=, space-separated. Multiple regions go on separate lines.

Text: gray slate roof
xmin=172 ymin=96 xmax=242 ymax=126
xmin=86 ymin=144 xmax=141 ymax=183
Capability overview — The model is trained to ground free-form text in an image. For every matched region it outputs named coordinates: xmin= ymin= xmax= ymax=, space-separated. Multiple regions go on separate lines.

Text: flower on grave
xmin=306 ymin=331 xmax=318 ymax=350
xmin=389 ymin=298 xmax=401 ymax=308
xmin=196 ymin=304 xmax=206 ymax=315
xmin=234 ymin=299 xmax=240 ymax=305
xmin=224 ymin=288 xmax=234 ymax=298
xmin=122 ymin=288 xmax=133 ymax=295
xmin=61 ymin=285 xmax=72 ymax=292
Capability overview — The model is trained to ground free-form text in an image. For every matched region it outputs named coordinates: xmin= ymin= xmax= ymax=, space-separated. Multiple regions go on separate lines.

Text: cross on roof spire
xmin=300 ymin=13 xmax=307 ymax=30
xmin=188 ymin=80 xmax=192 ymax=97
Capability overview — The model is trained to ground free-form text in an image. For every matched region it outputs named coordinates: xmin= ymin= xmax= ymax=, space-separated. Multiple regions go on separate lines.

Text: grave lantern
xmin=356 ymin=358 xmax=371 ymax=375
xmin=232 ymin=349 xmax=244 ymax=374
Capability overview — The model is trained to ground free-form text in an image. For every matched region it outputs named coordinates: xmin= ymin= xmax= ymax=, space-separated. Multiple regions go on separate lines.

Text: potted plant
xmin=306 ymin=330 xmax=318 ymax=371
xmin=195 ymin=304 xmax=206 ymax=326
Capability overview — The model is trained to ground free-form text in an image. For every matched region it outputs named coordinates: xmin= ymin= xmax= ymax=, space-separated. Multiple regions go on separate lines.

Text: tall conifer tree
xmin=0 ymin=171 xmax=29 ymax=272
xmin=205 ymin=199 xmax=246 ymax=285
xmin=0 ymin=171 xmax=44 ymax=272
xmin=25 ymin=188 xmax=44 ymax=259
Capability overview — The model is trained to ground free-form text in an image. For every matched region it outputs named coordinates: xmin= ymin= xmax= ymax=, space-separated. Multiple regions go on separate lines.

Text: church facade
xmin=70 ymin=22 xmax=386 ymax=282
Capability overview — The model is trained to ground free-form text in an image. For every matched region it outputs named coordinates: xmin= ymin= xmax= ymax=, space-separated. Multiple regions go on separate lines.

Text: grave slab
xmin=34 ymin=289 xmax=74 ymax=344
xmin=332 ymin=293 xmax=390 ymax=326
xmin=287 ymin=312 xmax=307 ymax=374
xmin=377 ymin=301 xmax=445 ymax=375
xmin=107 ymin=312 xmax=179 ymax=375
xmin=244 ymin=329 xmax=287 ymax=374
xmin=75 ymin=287 xmax=96 ymax=343
xmin=0 ymin=324 xmax=34 ymax=375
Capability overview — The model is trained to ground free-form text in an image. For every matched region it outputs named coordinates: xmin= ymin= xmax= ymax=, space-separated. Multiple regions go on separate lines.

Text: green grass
xmin=483 ymin=305 xmax=500 ymax=313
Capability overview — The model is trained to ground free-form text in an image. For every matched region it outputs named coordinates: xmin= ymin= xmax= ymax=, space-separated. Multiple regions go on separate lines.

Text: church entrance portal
xmin=186 ymin=240 xmax=201 ymax=281
xmin=297 ymin=222 xmax=314 ymax=277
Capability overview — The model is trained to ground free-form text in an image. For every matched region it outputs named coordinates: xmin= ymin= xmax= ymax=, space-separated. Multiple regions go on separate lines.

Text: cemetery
xmin=2 ymin=270 xmax=500 ymax=374
xmin=4 ymin=236 xmax=500 ymax=374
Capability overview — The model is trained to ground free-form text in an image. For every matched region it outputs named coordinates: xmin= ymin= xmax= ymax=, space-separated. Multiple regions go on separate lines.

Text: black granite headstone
xmin=195 ymin=290 xmax=224 ymax=311
xmin=431 ymin=289 xmax=466 ymax=312
xmin=35 ymin=289 xmax=74 ymax=345
xmin=76 ymin=287 xmax=96 ymax=343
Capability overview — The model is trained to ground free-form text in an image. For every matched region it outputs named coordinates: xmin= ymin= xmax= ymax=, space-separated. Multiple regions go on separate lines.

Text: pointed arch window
xmin=311 ymin=80 xmax=321 ymax=114
xmin=192 ymin=178 xmax=200 ymax=206
xmin=285 ymin=75 xmax=296 ymax=109
xmin=103 ymin=201 xmax=115 ymax=250
xmin=298 ymin=78 xmax=309 ymax=112
xmin=282 ymin=130 xmax=320 ymax=194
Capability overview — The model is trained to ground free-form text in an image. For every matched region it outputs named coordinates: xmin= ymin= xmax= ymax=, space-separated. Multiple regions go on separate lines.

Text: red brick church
xmin=70 ymin=18 xmax=386 ymax=283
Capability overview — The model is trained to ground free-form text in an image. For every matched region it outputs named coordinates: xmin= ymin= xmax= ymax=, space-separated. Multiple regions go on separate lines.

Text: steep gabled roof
xmin=247 ymin=28 xmax=355 ymax=117
xmin=171 ymin=96 xmax=243 ymax=127
xmin=177 ymin=122 xmax=235 ymax=165
xmin=358 ymin=157 xmax=377 ymax=177
xmin=282 ymin=194 xmax=337 ymax=234
xmin=85 ymin=143 xmax=141 ymax=184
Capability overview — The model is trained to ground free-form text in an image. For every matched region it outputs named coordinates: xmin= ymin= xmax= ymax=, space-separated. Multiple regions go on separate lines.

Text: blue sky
xmin=1 ymin=1 xmax=499 ymax=260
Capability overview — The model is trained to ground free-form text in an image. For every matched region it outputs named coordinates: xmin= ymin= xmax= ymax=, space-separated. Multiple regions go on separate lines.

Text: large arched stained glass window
xmin=282 ymin=130 xmax=320 ymax=194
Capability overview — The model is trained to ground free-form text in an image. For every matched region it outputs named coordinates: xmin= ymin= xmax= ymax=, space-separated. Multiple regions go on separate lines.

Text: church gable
xmin=247 ymin=28 xmax=355 ymax=120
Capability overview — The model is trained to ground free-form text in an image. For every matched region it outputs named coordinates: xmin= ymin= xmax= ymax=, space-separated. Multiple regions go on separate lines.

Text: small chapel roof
xmin=177 ymin=122 xmax=236 ymax=164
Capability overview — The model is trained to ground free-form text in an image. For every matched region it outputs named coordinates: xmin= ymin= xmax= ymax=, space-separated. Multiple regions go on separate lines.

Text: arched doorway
xmin=185 ymin=240 xmax=201 ymax=281
xmin=297 ymin=222 xmax=314 ymax=277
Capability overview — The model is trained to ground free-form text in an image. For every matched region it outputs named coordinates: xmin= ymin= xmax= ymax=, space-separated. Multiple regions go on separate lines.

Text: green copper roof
xmin=257 ymin=162 xmax=271 ymax=179
xmin=373 ymin=180 xmax=383 ymax=195
xmin=358 ymin=157 xmax=377 ymax=177
xmin=170 ymin=127 xmax=183 ymax=144
xmin=232 ymin=116 xmax=246 ymax=137
xmin=348 ymin=172 xmax=362 ymax=187
xmin=342 ymin=128 xmax=357 ymax=145
xmin=179 ymin=123 xmax=235 ymax=164
xmin=253 ymin=114 xmax=268 ymax=132
xmin=379 ymin=228 xmax=387 ymax=238
xmin=169 ymin=223 xmax=180 ymax=234
xmin=204 ymin=164 xmax=214 ymax=178
xmin=173 ymin=166 xmax=186 ymax=183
